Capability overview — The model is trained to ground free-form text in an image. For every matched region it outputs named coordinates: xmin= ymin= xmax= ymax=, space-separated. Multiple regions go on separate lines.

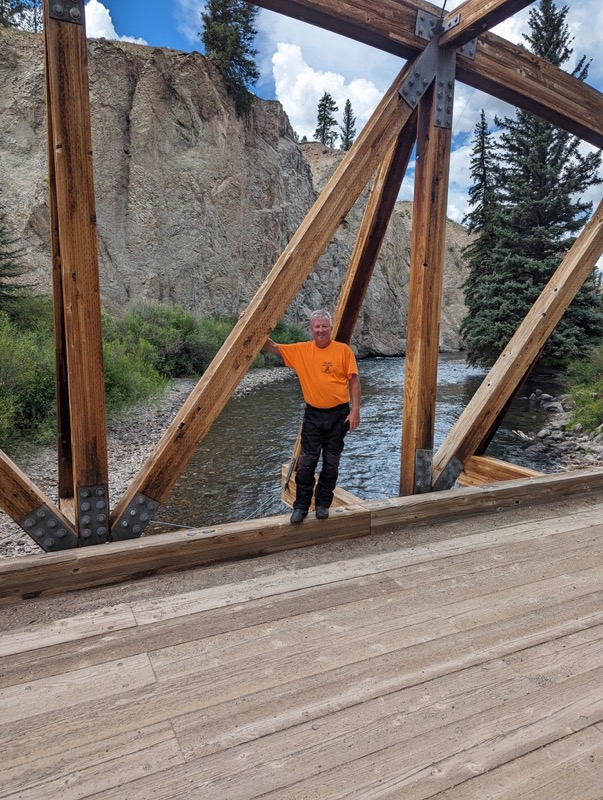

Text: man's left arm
xmin=347 ymin=373 xmax=361 ymax=431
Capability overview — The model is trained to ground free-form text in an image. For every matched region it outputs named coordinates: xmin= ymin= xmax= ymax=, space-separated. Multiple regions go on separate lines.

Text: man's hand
xmin=346 ymin=407 xmax=360 ymax=431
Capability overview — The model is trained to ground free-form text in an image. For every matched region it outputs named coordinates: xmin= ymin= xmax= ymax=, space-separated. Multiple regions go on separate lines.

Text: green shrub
xmin=103 ymin=337 xmax=167 ymax=413
xmin=565 ymin=342 xmax=603 ymax=433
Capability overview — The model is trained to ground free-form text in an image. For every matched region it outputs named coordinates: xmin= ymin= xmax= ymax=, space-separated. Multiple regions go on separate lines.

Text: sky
xmin=83 ymin=0 xmax=603 ymax=226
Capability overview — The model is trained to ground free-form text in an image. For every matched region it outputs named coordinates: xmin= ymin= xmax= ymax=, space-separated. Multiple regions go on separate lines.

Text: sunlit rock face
xmin=1 ymin=30 xmax=469 ymax=356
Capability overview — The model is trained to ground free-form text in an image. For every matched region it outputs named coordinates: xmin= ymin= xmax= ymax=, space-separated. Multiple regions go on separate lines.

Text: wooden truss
xmin=1 ymin=0 xmax=602 ymax=554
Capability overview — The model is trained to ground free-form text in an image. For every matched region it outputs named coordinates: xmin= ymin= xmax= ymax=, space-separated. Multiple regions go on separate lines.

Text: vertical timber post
xmin=399 ymin=37 xmax=455 ymax=496
xmin=44 ymin=0 xmax=110 ymax=544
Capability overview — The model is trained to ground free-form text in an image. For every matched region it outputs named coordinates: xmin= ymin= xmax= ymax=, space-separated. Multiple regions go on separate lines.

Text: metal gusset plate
xmin=434 ymin=46 xmax=456 ymax=128
xmin=414 ymin=449 xmax=434 ymax=494
xmin=49 ymin=0 xmax=84 ymax=24
xmin=400 ymin=37 xmax=440 ymax=109
xmin=432 ymin=456 xmax=464 ymax=492
xmin=19 ymin=505 xmax=78 ymax=552
xmin=112 ymin=493 xmax=160 ymax=541
xmin=77 ymin=484 xmax=110 ymax=545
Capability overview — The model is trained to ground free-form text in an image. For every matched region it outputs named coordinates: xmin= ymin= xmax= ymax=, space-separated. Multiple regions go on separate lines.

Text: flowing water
xmin=154 ymin=354 xmax=561 ymax=531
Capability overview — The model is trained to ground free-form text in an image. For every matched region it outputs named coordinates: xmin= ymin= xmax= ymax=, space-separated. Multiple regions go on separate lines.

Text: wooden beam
xmin=44 ymin=1 xmax=110 ymax=541
xmin=44 ymin=33 xmax=73 ymax=506
xmin=3 ymin=468 xmax=603 ymax=601
xmin=439 ymin=0 xmax=533 ymax=49
xmin=333 ymin=114 xmax=416 ymax=343
xmin=250 ymin=0 xmax=603 ymax=148
xmin=432 ymin=200 xmax=603 ymax=486
xmin=110 ymin=62 xmax=417 ymax=537
xmin=457 ymin=455 xmax=543 ymax=487
xmin=400 ymin=84 xmax=453 ymax=496
xmin=0 ymin=451 xmax=77 ymax=552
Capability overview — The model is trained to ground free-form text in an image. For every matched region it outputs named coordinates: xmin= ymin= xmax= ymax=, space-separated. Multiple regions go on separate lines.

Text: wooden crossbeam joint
xmin=400 ymin=10 xmax=470 ymax=129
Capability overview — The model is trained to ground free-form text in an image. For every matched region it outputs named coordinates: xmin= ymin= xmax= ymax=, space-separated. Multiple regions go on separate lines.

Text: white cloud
xmin=84 ymin=0 xmax=146 ymax=44
xmin=174 ymin=0 xmax=203 ymax=46
xmin=272 ymin=43 xmax=382 ymax=141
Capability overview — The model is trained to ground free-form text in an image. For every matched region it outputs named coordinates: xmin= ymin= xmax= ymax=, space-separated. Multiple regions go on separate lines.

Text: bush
xmin=565 ymin=342 xmax=603 ymax=433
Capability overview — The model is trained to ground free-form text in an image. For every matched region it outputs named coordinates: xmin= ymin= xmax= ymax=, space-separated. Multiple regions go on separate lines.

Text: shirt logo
xmin=322 ymin=361 xmax=333 ymax=374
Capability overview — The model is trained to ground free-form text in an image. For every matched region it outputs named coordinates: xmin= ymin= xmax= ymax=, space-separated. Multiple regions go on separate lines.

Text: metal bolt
xmin=95 ymin=487 xmax=105 ymax=496
xmin=81 ymin=501 xmax=91 ymax=511
xmin=81 ymin=516 xmax=91 ymax=525
xmin=129 ymin=508 xmax=137 ymax=517
xmin=133 ymin=525 xmax=141 ymax=534
xmin=97 ymin=514 xmax=107 ymax=522
xmin=82 ymin=529 xmax=92 ymax=538
xmin=25 ymin=518 xmax=34 ymax=528
xmin=43 ymin=537 xmax=55 ymax=549
xmin=149 ymin=502 xmax=158 ymax=511
xmin=37 ymin=508 xmax=47 ymax=518
xmin=136 ymin=496 xmax=145 ymax=505
xmin=57 ymin=529 xmax=67 ymax=538
xmin=69 ymin=6 xmax=81 ymax=19
xmin=97 ymin=527 xmax=107 ymax=536
xmin=121 ymin=520 xmax=129 ymax=527
xmin=48 ymin=519 xmax=57 ymax=528
xmin=96 ymin=500 xmax=106 ymax=510
xmin=140 ymin=513 xmax=149 ymax=523
xmin=81 ymin=489 xmax=90 ymax=498
xmin=53 ymin=3 xmax=64 ymax=14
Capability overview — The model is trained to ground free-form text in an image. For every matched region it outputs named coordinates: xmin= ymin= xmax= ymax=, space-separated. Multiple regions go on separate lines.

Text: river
xmin=154 ymin=354 xmax=561 ymax=531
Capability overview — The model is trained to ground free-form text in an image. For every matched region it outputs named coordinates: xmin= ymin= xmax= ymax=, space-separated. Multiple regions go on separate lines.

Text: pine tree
xmin=314 ymin=92 xmax=338 ymax=147
xmin=0 ymin=0 xmax=25 ymax=27
xmin=461 ymin=0 xmax=603 ymax=368
xmin=13 ymin=0 xmax=43 ymax=32
xmin=339 ymin=99 xmax=356 ymax=151
xmin=0 ymin=199 xmax=27 ymax=311
xmin=200 ymin=0 xmax=260 ymax=116
xmin=460 ymin=111 xmax=511 ymax=365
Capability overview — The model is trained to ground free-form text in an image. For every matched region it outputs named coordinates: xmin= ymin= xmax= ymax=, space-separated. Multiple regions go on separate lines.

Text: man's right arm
xmin=263 ymin=339 xmax=281 ymax=356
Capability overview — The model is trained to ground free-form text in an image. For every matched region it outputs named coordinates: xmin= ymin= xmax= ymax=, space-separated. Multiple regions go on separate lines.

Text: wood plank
xmin=432 ymin=201 xmax=603 ymax=486
xmin=432 ymin=726 xmax=603 ymax=799
xmin=254 ymin=666 xmax=603 ymax=799
xmin=332 ymin=116 xmax=416 ymax=343
xmin=251 ymin=0 xmax=603 ymax=148
xmin=4 ymin=591 xmax=603 ymax=779
xmin=110 ymin=63 xmax=417 ymax=535
xmin=0 ymin=653 xmax=156 ymax=725
xmin=370 ymin=467 xmax=603 ymax=534
xmin=1 ymin=722 xmax=183 ymax=800
xmin=0 ymin=604 xmax=137 ymax=657
xmin=457 ymin=455 xmax=543 ymax=486
xmin=4 ymin=518 xmax=600 ymax=689
xmin=43 ymin=5 xmax=109 ymax=503
xmin=439 ymin=0 xmax=533 ymax=48
xmin=400 ymin=82 xmax=453 ymax=495
xmin=2 ymin=470 xmax=603 ymax=601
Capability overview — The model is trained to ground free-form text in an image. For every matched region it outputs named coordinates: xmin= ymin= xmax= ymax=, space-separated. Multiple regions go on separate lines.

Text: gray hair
xmin=310 ymin=309 xmax=332 ymax=325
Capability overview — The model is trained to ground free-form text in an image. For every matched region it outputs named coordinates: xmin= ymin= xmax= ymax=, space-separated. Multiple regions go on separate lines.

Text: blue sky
xmin=84 ymin=0 xmax=602 ymax=226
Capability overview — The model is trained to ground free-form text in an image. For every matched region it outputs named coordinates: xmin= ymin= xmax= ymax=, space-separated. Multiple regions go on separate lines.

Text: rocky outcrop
xmin=0 ymin=28 xmax=469 ymax=355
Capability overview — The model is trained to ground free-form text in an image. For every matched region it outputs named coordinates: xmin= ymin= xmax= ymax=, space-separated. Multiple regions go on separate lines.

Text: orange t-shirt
xmin=278 ymin=340 xmax=358 ymax=408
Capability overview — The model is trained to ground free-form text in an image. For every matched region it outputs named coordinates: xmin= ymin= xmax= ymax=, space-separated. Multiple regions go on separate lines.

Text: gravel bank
xmin=0 ymin=368 xmax=289 ymax=560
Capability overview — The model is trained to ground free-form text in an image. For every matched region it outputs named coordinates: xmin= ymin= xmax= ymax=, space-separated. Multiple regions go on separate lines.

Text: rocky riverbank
xmin=1 ymin=377 xmax=601 ymax=560
xmin=0 ymin=368 xmax=290 ymax=560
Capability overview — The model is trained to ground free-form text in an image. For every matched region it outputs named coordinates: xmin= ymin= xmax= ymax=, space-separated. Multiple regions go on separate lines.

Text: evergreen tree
xmin=461 ymin=0 xmax=603 ymax=368
xmin=13 ymin=0 xmax=43 ymax=32
xmin=339 ymin=98 xmax=356 ymax=151
xmin=314 ymin=92 xmax=338 ymax=147
xmin=200 ymin=0 xmax=259 ymax=116
xmin=460 ymin=111 xmax=507 ymax=365
xmin=0 ymin=199 xmax=27 ymax=311
xmin=0 ymin=0 xmax=25 ymax=27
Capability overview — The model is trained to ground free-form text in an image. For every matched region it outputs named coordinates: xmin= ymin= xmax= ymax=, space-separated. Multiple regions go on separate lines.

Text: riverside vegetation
xmin=1 ymin=295 xmax=602 ymax=456
xmin=0 ymin=295 xmax=306 ymax=456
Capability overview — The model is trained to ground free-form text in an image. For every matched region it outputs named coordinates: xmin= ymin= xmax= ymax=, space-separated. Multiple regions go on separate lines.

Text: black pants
xmin=294 ymin=403 xmax=350 ymax=511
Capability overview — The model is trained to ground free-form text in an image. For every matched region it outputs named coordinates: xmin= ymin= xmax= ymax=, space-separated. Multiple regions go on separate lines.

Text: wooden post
xmin=400 ymin=81 xmax=453 ymax=496
xmin=333 ymin=115 xmax=416 ymax=343
xmin=0 ymin=452 xmax=78 ymax=551
xmin=44 ymin=0 xmax=110 ymax=545
xmin=110 ymin=62 xmax=418 ymax=538
xmin=432 ymin=200 xmax=603 ymax=486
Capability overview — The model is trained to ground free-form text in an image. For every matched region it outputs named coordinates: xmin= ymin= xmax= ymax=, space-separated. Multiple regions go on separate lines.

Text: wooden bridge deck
xmin=2 ymin=490 xmax=603 ymax=798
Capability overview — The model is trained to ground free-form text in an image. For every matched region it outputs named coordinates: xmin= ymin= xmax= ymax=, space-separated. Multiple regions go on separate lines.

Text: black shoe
xmin=290 ymin=508 xmax=307 ymax=524
xmin=315 ymin=506 xmax=329 ymax=520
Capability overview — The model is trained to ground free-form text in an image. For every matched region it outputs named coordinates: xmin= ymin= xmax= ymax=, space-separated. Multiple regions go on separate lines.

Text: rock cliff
xmin=0 ymin=28 xmax=469 ymax=355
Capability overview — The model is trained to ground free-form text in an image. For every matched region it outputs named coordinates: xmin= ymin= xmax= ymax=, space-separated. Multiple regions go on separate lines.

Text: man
xmin=263 ymin=310 xmax=361 ymax=524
